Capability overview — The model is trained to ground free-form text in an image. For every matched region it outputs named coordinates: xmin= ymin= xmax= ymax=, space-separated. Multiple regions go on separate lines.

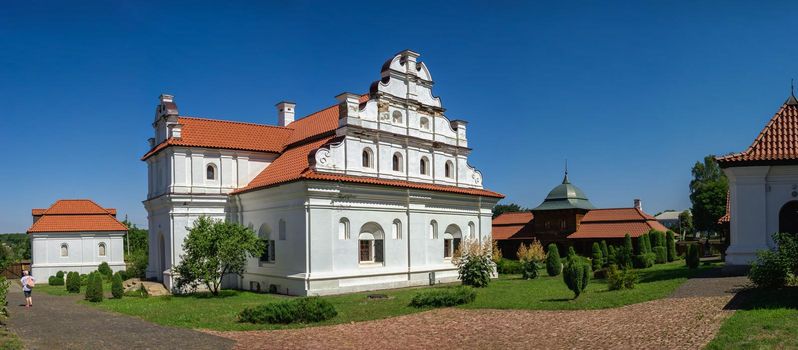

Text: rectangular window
xmin=260 ymin=240 xmax=275 ymax=263
xmin=359 ymin=240 xmax=371 ymax=262
xmin=444 ymin=238 xmax=452 ymax=258
xmin=453 ymin=238 xmax=461 ymax=255
xmin=374 ymin=240 xmax=384 ymax=263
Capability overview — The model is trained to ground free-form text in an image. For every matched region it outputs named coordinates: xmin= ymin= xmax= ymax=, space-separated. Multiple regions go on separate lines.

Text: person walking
xmin=20 ymin=270 xmax=35 ymax=308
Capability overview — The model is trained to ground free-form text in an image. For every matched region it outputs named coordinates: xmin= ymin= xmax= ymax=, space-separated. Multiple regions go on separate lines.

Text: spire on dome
xmin=562 ymin=160 xmax=570 ymax=184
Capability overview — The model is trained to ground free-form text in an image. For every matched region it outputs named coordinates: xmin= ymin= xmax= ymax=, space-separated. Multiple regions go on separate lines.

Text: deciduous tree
xmin=689 ymin=156 xmax=728 ymax=233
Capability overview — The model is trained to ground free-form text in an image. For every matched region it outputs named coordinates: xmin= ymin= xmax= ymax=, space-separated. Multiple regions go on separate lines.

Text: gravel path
xmin=6 ymin=284 xmax=234 ymax=350
xmin=209 ymin=268 xmax=744 ymax=350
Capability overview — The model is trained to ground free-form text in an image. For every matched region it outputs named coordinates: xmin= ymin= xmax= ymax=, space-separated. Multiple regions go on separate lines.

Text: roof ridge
xmin=179 ymin=116 xmax=291 ymax=130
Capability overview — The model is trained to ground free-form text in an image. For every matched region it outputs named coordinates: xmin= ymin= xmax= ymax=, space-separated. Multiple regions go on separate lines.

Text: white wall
xmin=31 ymin=231 xmax=126 ymax=282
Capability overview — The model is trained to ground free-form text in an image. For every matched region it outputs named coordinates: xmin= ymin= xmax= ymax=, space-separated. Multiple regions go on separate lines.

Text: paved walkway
xmin=208 ymin=269 xmax=750 ymax=350
xmin=6 ymin=284 xmax=234 ymax=350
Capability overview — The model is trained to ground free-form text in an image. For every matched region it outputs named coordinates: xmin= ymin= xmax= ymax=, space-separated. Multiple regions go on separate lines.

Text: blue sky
xmin=0 ymin=1 xmax=795 ymax=232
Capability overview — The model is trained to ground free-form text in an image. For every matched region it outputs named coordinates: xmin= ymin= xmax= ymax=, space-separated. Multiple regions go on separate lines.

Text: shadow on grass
xmin=542 ymin=297 xmax=573 ymax=302
xmin=723 ymin=287 xmax=798 ymax=311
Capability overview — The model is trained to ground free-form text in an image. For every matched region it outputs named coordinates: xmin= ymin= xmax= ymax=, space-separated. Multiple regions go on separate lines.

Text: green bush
xmin=409 ymin=286 xmax=477 ymax=308
xmin=653 ymin=246 xmax=667 ymax=264
xmin=563 ymin=257 xmax=591 ymax=299
xmin=85 ymin=272 xmax=103 ymax=302
xmin=98 ymin=262 xmax=113 ymax=280
xmin=773 ymin=232 xmax=798 ymax=276
xmin=455 ymin=243 xmax=492 ymax=288
xmin=686 ymin=244 xmax=700 ymax=269
xmin=617 ymin=234 xmax=634 ymax=268
xmin=48 ymin=274 xmax=64 ymax=286
xmin=666 ymin=231 xmax=676 ymax=262
xmin=55 ymin=271 xmax=64 ymax=279
xmin=521 ymin=260 xmax=542 ymax=279
xmin=496 ymin=259 xmax=523 ymax=274
xmin=749 ymin=249 xmax=787 ymax=288
xmin=600 ymin=240 xmax=609 ymax=266
xmin=591 ymin=242 xmax=603 ymax=271
xmin=84 ymin=273 xmax=95 ymax=300
xmin=80 ymin=274 xmax=88 ymax=286
xmin=607 ymin=265 xmax=638 ymax=290
xmin=607 ymin=245 xmax=617 ymax=266
xmin=111 ymin=273 xmax=124 ymax=299
xmin=637 ymin=234 xmax=648 ymax=254
xmin=238 ymin=297 xmax=338 ymax=324
xmin=633 ymin=253 xmax=655 ymax=269
xmin=126 ymin=250 xmax=148 ymax=279
xmin=546 ymin=244 xmax=562 ymax=276
xmin=66 ymin=272 xmax=80 ymax=293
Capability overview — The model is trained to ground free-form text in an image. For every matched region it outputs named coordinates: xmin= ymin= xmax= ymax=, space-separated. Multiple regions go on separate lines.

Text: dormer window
xmin=445 ymin=161 xmax=454 ymax=179
xmin=420 ymin=157 xmax=430 ymax=176
xmin=206 ymin=164 xmax=216 ymax=180
xmin=392 ymin=152 xmax=403 ymax=172
xmin=362 ymin=148 xmax=374 ymax=169
xmin=420 ymin=117 xmax=430 ymax=130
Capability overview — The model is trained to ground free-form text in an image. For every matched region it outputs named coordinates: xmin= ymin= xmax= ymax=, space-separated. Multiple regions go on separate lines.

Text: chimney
xmin=156 ymin=94 xmax=179 ymax=119
xmin=634 ymin=199 xmax=642 ymax=211
xmin=276 ymin=101 xmax=296 ymax=127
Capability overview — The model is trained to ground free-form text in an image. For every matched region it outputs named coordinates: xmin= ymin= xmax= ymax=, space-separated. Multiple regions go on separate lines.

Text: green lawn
xmin=37 ymin=282 xmax=113 ymax=296
xmin=0 ymin=326 xmax=23 ymax=350
xmin=706 ymin=287 xmax=798 ymax=350
xmin=81 ymin=260 xmax=711 ymax=331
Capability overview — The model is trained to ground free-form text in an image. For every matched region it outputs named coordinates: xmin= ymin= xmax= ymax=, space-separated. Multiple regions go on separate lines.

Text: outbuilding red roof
xmin=27 ymin=200 xmax=128 ymax=233
xmin=491 ymin=212 xmax=535 ymax=240
xmin=717 ymin=97 xmax=798 ymax=166
xmin=567 ymin=207 xmax=669 ymax=239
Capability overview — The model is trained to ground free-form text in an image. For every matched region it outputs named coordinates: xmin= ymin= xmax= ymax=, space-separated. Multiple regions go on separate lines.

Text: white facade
xmin=723 ymin=165 xmax=798 ymax=266
xmin=31 ymin=231 xmax=126 ymax=281
xmin=144 ymin=50 xmax=500 ymax=295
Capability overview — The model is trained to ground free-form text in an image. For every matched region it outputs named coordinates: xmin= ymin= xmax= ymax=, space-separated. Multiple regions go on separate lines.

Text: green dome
xmin=532 ymin=173 xmax=595 ymax=211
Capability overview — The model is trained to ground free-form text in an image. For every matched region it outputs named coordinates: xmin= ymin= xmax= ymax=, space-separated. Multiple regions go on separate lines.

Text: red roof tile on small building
xmin=491 ymin=212 xmax=535 ymax=240
xmin=493 ymin=212 xmax=534 ymax=225
xmin=717 ymin=98 xmax=798 ymax=166
xmin=567 ymin=208 xmax=669 ymax=239
xmin=28 ymin=200 xmax=128 ymax=233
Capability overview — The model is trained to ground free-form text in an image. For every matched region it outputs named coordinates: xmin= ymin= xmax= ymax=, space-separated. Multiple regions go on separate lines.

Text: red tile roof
xmin=27 ymin=200 xmax=128 ymax=233
xmin=567 ymin=207 xmax=669 ymax=239
xmin=718 ymin=190 xmax=730 ymax=224
xmin=717 ymin=98 xmax=798 ymax=166
xmin=491 ymin=212 xmax=535 ymax=240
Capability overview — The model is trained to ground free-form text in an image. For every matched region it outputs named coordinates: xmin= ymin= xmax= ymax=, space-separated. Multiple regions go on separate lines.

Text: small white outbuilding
xmin=27 ymin=199 xmax=127 ymax=281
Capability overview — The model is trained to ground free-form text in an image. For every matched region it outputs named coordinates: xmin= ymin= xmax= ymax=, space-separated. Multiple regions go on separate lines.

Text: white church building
xmin=142 ymin=50 xmax=504 ymax=295
xmin=718 ymin=93 xmax=798 ymax=267
xmin=28 ymin=199 xmax=127 ymax=281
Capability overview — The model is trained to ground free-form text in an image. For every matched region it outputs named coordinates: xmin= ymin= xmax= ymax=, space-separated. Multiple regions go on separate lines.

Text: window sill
xmin=358 ymin=262 xmax=384 ymax=268
xmin=258 ymin=261 xmax=276 ymax=267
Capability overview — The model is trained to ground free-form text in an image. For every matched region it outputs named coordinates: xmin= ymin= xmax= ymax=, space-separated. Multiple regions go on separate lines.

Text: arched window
xmin=420 ymin=157 xmax=430 ymax=176
xmin=362 ymin=148 xmax=374 ymax=169
xmin=392 ymin=152 xmax=403 ymax=172
xmin=338 ymin=218 xmax=350 ymax=240
xmin=258 ymin=223 xmax=275 ymax=263
xmin=98 ymin=242 xmax=106 ymax=257
xmin=420 ymin=117 xmax=430 ymax=130
xmin=779 ymin=201 xmax=798 ymax=234
xmin=206 ymin=164 xmax=216 ymax=180
xmin=392 ymin=219 xmax=402 ymax=240
xmin=60 ymin=243 xmax=68 ymax=257
xmin=444 ymin=224 xmax=463 ymax=259
xmin=445 ymin=161 xmax=454 ymax=179
xmin=468 ymin=222 xmax=476 ymax=239
xmin=278 ymin=219 xmax=286 ymax=240
xmin=429 ymin=220 xmax=438 ymax=239
xmin=359 ymin=222 xmax=384 ymax=264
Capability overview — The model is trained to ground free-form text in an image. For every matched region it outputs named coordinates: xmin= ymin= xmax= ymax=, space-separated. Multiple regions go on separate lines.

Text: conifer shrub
xmin=66 ymin=272 xmax=81 ymax=293
xmin=562 ymin=257 xmax=591 ymax=299
xmin=80 ymin=274 xmax=88 ymax=286
xmin=607 ymin=265 xmax=638 ymax=290
xmin=408 ymin=286 xmax=476 ymax=308
xmin=238 ymin=297 xmax=338 ymax=324
xmin=666 ymin=231 xmax=676 ymax=262
xmin=607 ymin=245 xmax=617 ymax=265
xmin=686 ymin=244 xmax=700 ymax=269
xmin=546 ymin=244 xmax=562 ymax=276
xmin=84 ymin=273 xmax=96 ymax=300
xmin=653 ymin=246 xmax=667 ymax=264
xmin=116 ymin=270 xmax=128 ymax=281
xmin=591 ymin=242 xmax=603 ymax=271
xmin=90 ymin=272 xmax=104 ymax=302
xmin=98 ymin=262 xmax=113 ymax=280
xmin=617 ymin=234 xmax=634 ymax=268
xmin=600 ymin=240 xmax=609 ymax=266
xmin=55 ymin=271 xmax=64 ymax=279
xmin=111 ymin=273 xmax=124 ymax=299
xmin=567 ymin=246 xmax=577 ymax=259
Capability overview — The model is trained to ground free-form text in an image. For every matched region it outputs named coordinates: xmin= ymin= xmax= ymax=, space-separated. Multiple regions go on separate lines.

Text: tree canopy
xmin=492 ymin=203 xmax=526 ymax=218
xmin=174 ymin=216 xmax=264 ymax=295
xmin=689 ymin=155 xmax=728 ymax=233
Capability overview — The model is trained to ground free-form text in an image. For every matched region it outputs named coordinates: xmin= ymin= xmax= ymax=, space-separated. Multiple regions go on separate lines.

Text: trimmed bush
xmin=666 ymin=231 xmax=676 ymax=262
xmin=633 ymin=253 xmax=655 ymax=269
xmin=600 ymin=240 xmax=609 ymax=266
xmin=546 ymin=244 xmax=562 ymax=276
xmin=66 ymin=272 xmax=80 ymax=293
xmin=607 ymin=265 xmax=638 ymax=290
xmin=84 ymin=273 xmax=96 ymax=300
xmin=591 ymin=242 xmax=603 ymax=271
xmin=562 ymin=257 xmax=591 ymax=299
xmin=607 ymin=245 xmax=617 ymax=266
xmin=55 ymin=271 xmax=64 ymax=279
xmin=238 ymin=297 xmax=338 ymax=324
xmin=567 ymin=246 xmax=577 ymax=259
xmin=98 ymin=262 xmax=112 ymax=280
xmin=686 ymin=244 xmax=700 ymax=269
xmin=409 ymin=286 xmax=476 ymax=308
xmin=749 ymin=249 xmax=787 ymax=288
xmin=85 ymin=272 xmax=103 ymax=302
xmin=49 ymin=274 xmax=64 ymax=286
xmin=653 ymin=246 xmax=667 ymax=264
xmin=116 ymin=270 xmax=128 ymax=281
xmin=496 ymin=259 xmax=523 ymax=274
xmin=79 ymin=274 xmax=88 ymax=286
xmin=617 ymin=234 xmax=634 ymax=268
xmin=111 ymin=273 xmax=124 ymax=299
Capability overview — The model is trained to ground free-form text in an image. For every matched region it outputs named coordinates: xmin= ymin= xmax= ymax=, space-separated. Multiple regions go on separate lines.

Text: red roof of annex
xmin=27 ymin=199 xmax=127 ymax=233
xmin=142 ymin=95 xmax=503 ymax=199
